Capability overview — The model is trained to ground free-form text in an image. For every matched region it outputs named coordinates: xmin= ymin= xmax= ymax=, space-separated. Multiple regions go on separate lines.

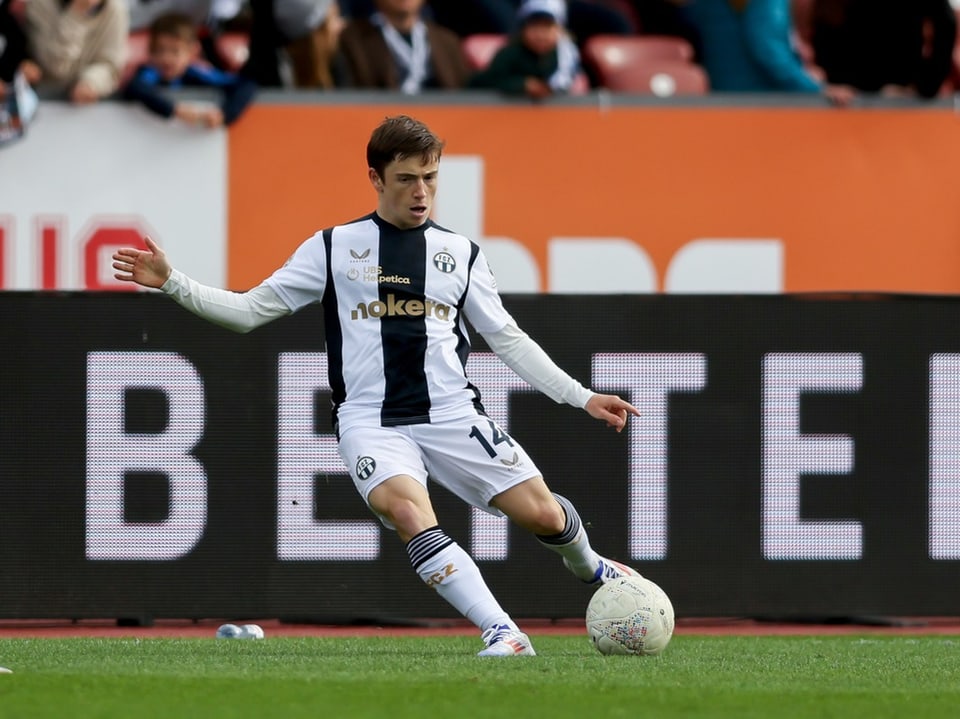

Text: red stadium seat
xmin=461 ymin=34 xmax=508 ymax=71
xmin=582 ymin=35 xmax=709 ymax=94
xmin=8 ymin=0 xmax=25 ymax=22
xmin=120 ymin=30 xmax=152 ymax=87
xmin=582 ymin=34 xmax=695 ymax=72
xmin=213 ymin=32 xmax=250 ymax=73
xmin=591 ymin=57 xmax=709 ymax=95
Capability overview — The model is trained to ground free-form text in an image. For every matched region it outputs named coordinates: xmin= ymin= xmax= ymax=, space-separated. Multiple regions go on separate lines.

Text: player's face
xmin=150 ymin=35 xmax=197 ymax=82
xmin=371 ymin=154 xmax=439 ymax=229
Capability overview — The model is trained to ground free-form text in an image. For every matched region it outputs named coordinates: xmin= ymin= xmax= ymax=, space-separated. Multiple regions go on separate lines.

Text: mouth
xmin=410 ymin=205 xmax=428 ymax=216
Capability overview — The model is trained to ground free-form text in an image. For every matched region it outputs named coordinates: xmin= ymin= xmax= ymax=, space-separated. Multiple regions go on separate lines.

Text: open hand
xmin=112 ymin=236 xmax=172 ymax=289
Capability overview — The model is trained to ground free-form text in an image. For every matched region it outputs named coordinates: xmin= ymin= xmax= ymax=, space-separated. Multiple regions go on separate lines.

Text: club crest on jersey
xmin=356 ymin=456 xmax=376 ymax=480
xmin=433 ymin=251 xmax=456 ymax=273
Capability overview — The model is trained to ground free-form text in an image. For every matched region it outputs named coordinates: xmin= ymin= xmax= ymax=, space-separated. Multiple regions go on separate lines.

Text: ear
xmin=368 ymin=167 xmax=383 ymax=192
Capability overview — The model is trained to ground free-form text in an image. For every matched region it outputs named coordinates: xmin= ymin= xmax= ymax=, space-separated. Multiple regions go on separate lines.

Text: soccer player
xmin=111 ymin=115 xmax=642 ymax=657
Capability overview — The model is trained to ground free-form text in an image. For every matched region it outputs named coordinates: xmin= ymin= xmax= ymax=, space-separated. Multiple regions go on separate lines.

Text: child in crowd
xmin=468 ymin=0 xmax=582 ymax=99
xmin=124 ymin=12 xmax=256 ymax=128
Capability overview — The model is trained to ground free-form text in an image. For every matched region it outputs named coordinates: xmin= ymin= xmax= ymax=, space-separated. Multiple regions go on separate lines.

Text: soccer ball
xmin=239 ymin=624 xmax=265 ymax=640
xmin=585 ymin=575 xmax=675 ymax=656
xmin=215 ymin=623 xmax=242 ymax=639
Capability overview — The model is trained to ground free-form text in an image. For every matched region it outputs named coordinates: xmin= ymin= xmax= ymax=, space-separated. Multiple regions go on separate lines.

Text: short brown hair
xmin=366 ymin=115 xmax=445 ymax=179
xmin=149 ymin=12 xmax=198 ymax=48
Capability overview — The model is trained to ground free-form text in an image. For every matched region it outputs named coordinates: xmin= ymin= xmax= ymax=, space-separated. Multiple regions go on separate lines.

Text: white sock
xmin=407 ymin=527 xmax=515 ymax=632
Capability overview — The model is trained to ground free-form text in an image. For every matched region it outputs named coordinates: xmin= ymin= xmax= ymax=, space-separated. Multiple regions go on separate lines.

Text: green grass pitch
xmin=0 ymin=635 xmax=957 ymax=718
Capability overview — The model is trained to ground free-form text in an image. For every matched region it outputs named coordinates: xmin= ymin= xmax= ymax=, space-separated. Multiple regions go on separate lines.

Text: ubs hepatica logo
xmin=433 ymin=250 xmax=456 ymax=273
xmin=356 ymin=456 xmax=376 ymax=480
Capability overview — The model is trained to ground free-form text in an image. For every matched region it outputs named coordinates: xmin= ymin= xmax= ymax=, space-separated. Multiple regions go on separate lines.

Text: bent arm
xmin=480 ymin=322 xmax=593 ymax=408
xmin=161 ymin=269 xmax=292 ymax=333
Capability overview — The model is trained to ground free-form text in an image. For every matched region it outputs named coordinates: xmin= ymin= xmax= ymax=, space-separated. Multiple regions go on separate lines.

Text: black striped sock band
xmin=405 ymin=526 xmax=455 ymax=571
xmin=535 ymin=493 xmax=582 ymax=546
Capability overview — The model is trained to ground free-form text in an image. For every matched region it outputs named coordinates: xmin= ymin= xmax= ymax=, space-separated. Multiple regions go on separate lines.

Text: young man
xmin=112 ymin=115 xmax=642 ymax=657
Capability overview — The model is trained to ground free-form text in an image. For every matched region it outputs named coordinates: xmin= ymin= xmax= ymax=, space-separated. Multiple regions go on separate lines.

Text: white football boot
xmin=565 ymin=556 xmax=643 ymax=585
xmin=476 ymin=624 xmax=537 ymax=657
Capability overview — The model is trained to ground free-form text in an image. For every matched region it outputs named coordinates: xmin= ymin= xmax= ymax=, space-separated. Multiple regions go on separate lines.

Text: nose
xmin=412 ymin=179 xmax=426 ymax=197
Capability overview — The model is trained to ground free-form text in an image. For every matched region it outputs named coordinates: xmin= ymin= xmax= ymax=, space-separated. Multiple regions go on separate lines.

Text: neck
xmin=383 ymin=10 xmax=417 ymax=33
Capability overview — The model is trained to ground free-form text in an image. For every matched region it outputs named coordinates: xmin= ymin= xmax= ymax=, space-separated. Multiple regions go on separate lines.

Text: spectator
xmin=0 ymin=0 xmax=36 ymax=145
xmin=24 ymin=0 xmax=129 ymax=103
xmin=242 ymin=0 xmax=344 ymax=88
xmin=469 ymin=0 xmax=582 ymax=99
xmin=683 ymin=0 xmax=854 ymax=104
xmin=127 ymin=0 xmax=248 ymax=72
xmin=335 ymin=0 xmax=469 ymax=91
xmin=811 ymin=0 xmax=957 ymax=99
xmin=124 ymin=12 xmax=256 ymax=127
xmin=1 ymin=0 xmax=27 ymax=92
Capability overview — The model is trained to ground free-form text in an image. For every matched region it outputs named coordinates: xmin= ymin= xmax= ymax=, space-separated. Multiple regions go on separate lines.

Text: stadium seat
xmin=461 ymin=34 xmax=508 ymax=71
xmin=582 ymin=34 xmax=695 ymax=73
xmin=213 ymin=32 xmax=250 ymax=73
xmin=591 ymin=57 xmax=709 ymax=95
xmin=120 ymin=30 xmax=151 ymax=87
xmin=8 ymin=0 xmax=25 ymax=22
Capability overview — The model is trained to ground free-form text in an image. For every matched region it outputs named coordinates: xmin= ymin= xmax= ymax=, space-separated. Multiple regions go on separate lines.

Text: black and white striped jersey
xmin=265 ymin=213 xmax=515 ymax=432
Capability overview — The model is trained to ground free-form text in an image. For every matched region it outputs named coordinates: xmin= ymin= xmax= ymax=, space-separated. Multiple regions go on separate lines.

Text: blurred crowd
xmin=1 ymin=0 xmax=958 ymax=139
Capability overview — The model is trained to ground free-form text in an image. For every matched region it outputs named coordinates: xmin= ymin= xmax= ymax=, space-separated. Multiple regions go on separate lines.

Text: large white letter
xmin=762 ymin=353 xmax=862 ymax=560
xmin=277 ymin=353 xmax=379 ymax=560
xmin=549 ymin=239 xmax=657 ymax=293
xmin=929 ymin=354 xmax=960 ymax=559
xmin=665 ymin=239 xmax=783 ymax=293
xmin=86 ymin=351 xmax=206 ymax=560
xmin=594 ymin=353 xmax=707 ymax=560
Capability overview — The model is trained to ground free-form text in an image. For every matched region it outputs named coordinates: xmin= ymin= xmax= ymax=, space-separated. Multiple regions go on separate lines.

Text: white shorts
xmin=337 ymin=415 xmax=542 ymax=529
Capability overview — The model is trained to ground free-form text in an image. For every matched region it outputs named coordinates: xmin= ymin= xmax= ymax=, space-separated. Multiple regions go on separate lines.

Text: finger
xmin=620 ymin=401 xmax=641 ymax=417
xmin=144 ymin=236 xmax=159 ymax=253
xmin=114 ymin=248 xmax=140 ymax=261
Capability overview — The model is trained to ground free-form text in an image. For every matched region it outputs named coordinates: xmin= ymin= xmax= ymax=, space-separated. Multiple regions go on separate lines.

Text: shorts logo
xmin=356 ymin=456 xmax=376 ymax=480
xmin=433 ymin=251 xmax=456 ymax=273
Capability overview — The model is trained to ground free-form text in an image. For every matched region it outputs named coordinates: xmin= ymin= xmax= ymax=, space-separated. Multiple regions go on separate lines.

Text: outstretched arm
xmin=481 ymin=323 xmax=640 ymax=433
xmin=112 ymin=236 xmax=291 ymax=333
